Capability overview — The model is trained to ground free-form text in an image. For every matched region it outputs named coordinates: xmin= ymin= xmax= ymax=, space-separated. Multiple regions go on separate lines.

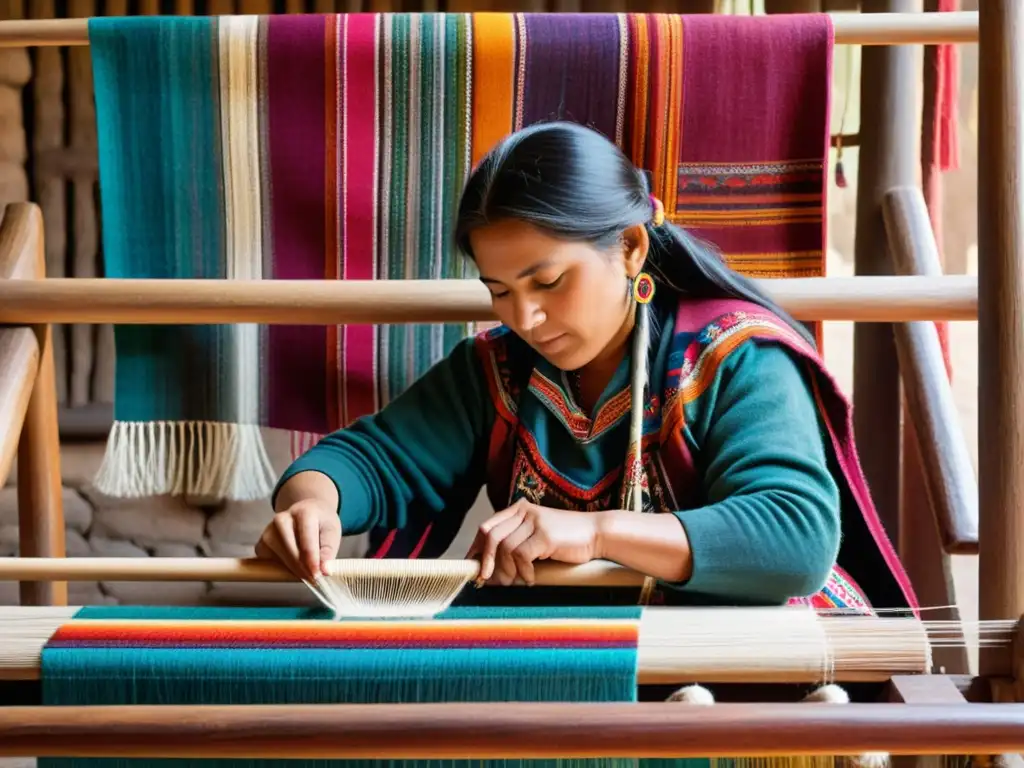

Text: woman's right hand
xmin=255 ymin=497 xmax=342 ymax=582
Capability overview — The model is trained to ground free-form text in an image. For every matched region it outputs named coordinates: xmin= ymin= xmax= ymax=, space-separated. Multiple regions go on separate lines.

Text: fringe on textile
xmin=93 ymin=421 xmax=278 ymax=501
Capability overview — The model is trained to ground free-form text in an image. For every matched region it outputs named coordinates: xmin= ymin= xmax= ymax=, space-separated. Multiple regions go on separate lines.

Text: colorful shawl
xmin=87 ymin=12 xmax=833 ymax=501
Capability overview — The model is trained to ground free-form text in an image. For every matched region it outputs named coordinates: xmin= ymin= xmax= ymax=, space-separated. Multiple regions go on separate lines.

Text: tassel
xmin=666 ymin=684 xmax=715 ymax=705
xmin=803 ymin=685 xmax=890 ymax=768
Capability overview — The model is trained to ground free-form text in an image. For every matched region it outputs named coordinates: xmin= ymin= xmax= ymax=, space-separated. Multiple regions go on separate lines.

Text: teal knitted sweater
xmin=272 ymin=294 xmax=886 ymax=609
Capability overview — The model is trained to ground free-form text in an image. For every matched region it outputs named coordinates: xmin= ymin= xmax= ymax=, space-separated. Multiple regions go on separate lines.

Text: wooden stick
xmin=883 ymin=186 xmax=979 ymax=555
xmin=977 ymin=0 xmax=1024 ymax=680
xmin=0 ymin=203 xmax=67 ymax=607
xmin=0 ymin=702 xmax=1021 ymax=759
xmin=0 ymin=275 xmax=979 ymax=324
xmin=0 ymin=328 xmax=39 ymax=488
xmin=0 ymin=13 xmax=982 ymax=48
xmin=0 ymin=556 xmax=646 ymax=585
xmin=883 ymin=185 xmax=973 ymax=676
xmin=851 ymin=0 xmax=920 ymax=598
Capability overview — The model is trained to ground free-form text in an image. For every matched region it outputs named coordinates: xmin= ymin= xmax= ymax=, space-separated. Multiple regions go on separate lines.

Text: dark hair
xmin=454 ymin=121 xmax=815 ymax=348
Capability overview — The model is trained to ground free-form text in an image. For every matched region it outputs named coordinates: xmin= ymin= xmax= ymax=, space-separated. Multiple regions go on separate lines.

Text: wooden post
xmin=0 ymin=203 xmax=67 ymax=607
xmin=977 ymin=0 xmax=1024 ymax=680
xmin=852 ymin=0 xmax=920 ymax=543
xmin=884 ymin=187 xmax=972 ymax=676
xmin=17 ymin=317 xmax=66 ymax=607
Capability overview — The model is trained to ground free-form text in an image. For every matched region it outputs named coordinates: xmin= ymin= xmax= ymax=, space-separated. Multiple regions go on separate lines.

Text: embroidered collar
xmin=525 ymin=296 xmax=672 ymax=444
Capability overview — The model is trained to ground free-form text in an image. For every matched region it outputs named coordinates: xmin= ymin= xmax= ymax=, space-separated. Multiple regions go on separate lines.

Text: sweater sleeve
xmin=271 ymin=337 xmax=495 ymax=536
xmin=667 ymin=340 xmax=841 ymax=604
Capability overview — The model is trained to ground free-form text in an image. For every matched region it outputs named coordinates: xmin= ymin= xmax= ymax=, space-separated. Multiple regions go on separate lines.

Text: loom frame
xmin=0 ymin=3 xmax=1021 ymax=763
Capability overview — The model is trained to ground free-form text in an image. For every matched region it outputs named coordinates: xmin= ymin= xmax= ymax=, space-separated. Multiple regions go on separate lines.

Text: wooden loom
xmin=0 ymin=4 xmax=1021 ymax=765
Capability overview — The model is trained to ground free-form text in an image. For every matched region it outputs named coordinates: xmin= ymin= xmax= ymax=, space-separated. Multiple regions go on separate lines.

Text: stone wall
xmin=0 ymin=435 xmax=378 ymax=608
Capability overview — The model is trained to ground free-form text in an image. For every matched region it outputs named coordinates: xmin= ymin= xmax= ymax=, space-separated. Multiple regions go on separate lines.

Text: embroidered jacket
xmin=274 ymin=294 xmax=918 ymax=614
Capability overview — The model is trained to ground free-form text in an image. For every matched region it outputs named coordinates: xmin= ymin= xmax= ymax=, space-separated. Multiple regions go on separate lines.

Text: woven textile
xmin=40 ymin=604 xmax=647 ymax=768
xmin=87 ymin=12 xmax=833 ymax=501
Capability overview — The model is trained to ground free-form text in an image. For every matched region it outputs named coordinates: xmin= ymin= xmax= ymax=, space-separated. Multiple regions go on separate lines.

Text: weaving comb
xmin=306 ymin=559 xmax=482 ymax=618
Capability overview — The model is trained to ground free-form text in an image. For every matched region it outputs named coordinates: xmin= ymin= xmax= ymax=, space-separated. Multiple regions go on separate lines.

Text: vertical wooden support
xmin=67 ymin=0 xmax=100 ymax=409
xmin=884 ymin=188 xmax=972 ymax=676
xmin=30 ymin=0 xmax=67 ymax=408
xmin=977 ymin=0 xmax=1024 ymax=680
xmin=18 ymin=321 xmax=66 ymax=607
xmin=0 ymin=203 xmax=66 ymax=607
xmin=852 ymin=0 xmax=920 ymax=543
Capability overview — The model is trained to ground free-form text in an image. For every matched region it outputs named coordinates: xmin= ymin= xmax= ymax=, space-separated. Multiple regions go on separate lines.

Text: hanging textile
xmin=86 ymin=11 xmax=833 ymax=501
xmin=921 ymin=0 xmax=961 ymax=378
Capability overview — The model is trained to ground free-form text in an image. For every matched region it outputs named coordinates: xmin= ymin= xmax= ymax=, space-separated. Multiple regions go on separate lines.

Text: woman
xmin=256 ymin=122 xmax=917 ymax=614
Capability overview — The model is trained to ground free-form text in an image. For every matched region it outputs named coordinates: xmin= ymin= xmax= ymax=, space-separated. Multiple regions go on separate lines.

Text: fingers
xmin=494 ymin=518 xmax=534 ymax=586
xmin=318 ymin=514 xmax=342 ymax=576
xmin=465 ymin=505 xmax=519 ymax=564
xmin=468 ymin=501 xmax=552 ymax=586
xmin=256 ymin=519 xmax=300 ymax=580
xmin=255 ymin=501 xmax=342 ymax=583
xmin=475 ymin=507 xmax=527 ymax=583
xmin=510 ymin=533 xmax=547 ymax=586
xmin=477 ymin=504 xmax=524 ymax=535
xmin=295 ymin=511 xmax=323 ymax=581
xmin=271 ymin=511 xmax=305 ymax=578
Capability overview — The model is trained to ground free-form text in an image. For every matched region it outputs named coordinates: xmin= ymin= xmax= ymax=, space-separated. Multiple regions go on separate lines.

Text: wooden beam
xmin=0 ymin=328 xmax=39 ymax=488
xmin=0 ymin=12 xmax=985 ymax=48
xmin=852 ymin=0 xmax=920 ymax=550
xmin=0 ymin=702 xmax=1023 ymax=760
xmin=977 ymin=0 xmax=1024 ymax=680
xmin=0 ymin=275 xmax=980 ymax=325
xmin=0 ymin=203 xmax=66 ymax=607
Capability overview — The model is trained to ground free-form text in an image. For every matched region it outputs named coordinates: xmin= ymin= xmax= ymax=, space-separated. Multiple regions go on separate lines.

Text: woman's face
xmin=470 ymin=218 xmax=647 ymax=371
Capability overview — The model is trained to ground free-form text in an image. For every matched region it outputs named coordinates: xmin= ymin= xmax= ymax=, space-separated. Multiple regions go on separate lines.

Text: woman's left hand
xmin=465 ymin=499 xmax=603 ymax=586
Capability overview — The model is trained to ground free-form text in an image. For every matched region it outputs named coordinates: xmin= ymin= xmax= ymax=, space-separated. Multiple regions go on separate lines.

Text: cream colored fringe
xmin=93 ymin=421 xmax=278 ymax=501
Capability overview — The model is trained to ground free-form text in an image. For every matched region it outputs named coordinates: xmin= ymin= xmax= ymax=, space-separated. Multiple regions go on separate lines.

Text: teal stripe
xmin=378 ymin=14 xmax=476 ymax=408
xmin=445 ymin=13 xmax=473 ymax=351
xmin=387 ymin=14 xmax=410 ymax=406
xmin=40 ymin=646 xmax=637 ymax=768
xmin=89 ymin=16 xmax=230 ymax=424
xmin=415 ymin=13 xmax=436 ymax=382
xmin=44 ymin=605 xmax=642 ymax=768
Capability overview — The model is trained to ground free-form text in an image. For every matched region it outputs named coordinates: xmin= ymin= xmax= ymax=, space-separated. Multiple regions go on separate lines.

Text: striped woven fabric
xmin=40 ymin=605 xmax=644 ymax=768
xmin=38 ymin=607 xmax=909 ymax=768
xmin=87 ymin=12 xmax=833 ymax=501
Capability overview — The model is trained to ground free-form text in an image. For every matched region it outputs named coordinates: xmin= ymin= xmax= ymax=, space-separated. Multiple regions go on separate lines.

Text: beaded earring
xmin=632 ymin=272 xmax=655 ymax=304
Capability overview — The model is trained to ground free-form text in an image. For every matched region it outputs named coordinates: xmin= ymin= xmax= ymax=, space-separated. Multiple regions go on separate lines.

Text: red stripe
xmin=408 ymin=522 xmax=433 ymax=559
xmin=47 ymin=638 xmax=634 ymax=650
xmin=325 ymin=15 xmax=342 ymax=431
xmin=49 ymin=624 xmax=638 ymax=648
xmin=369 ymin=528 xmax=397 ymax=558
xmin=341 ymin=13 xmax=379 ymax=424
